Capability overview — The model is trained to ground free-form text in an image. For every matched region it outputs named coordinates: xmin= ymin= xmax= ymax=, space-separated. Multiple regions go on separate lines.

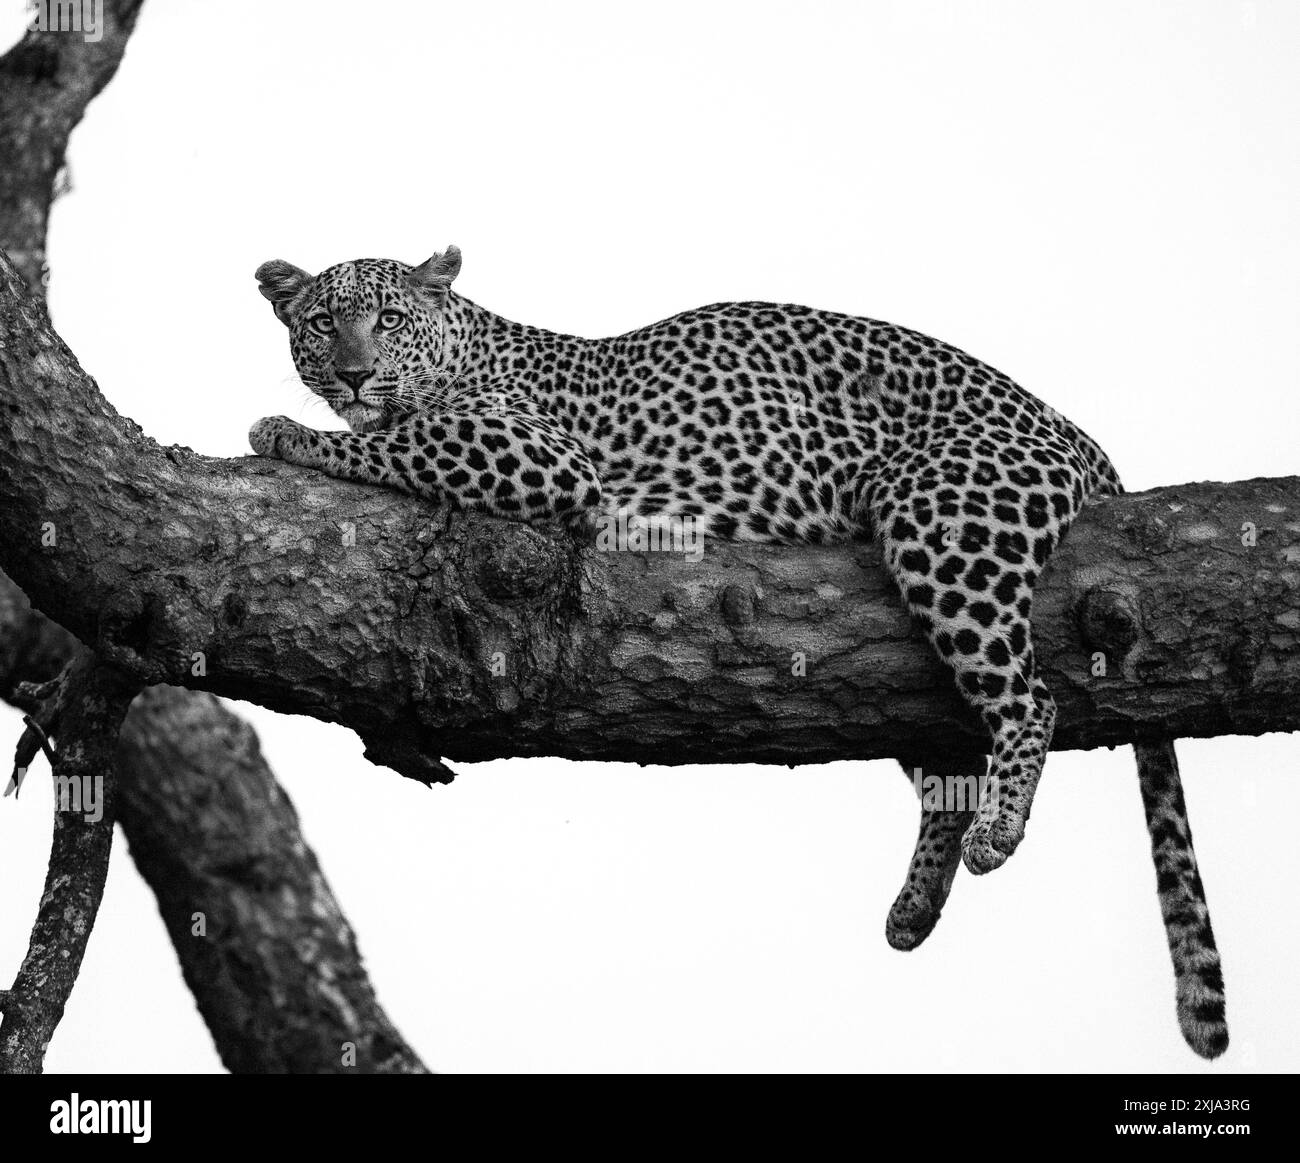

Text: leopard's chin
xmin=340 ymin=402 xmax=388 ymax=433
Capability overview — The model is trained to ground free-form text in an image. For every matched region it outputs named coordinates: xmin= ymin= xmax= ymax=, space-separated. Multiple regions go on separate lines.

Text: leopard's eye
xmin=377 ymin=309 xmax=406 ymax=331
xmin=308 ymin=314 xmax=336 ymax=337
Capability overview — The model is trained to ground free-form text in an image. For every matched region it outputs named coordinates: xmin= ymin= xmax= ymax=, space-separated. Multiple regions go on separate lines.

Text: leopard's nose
xmin=335 ymin=367 xmax=375 ymax=392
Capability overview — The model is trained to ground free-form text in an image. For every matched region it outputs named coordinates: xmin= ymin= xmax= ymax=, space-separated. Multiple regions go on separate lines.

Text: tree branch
xmin=1 ymin=254 xmax=1296 ymax=784
xmin=0 ymin=653 xmax=137 ymax=1073
xmin=0 ymin=571 xmax=431 ymax=1073
xmin=113 ymin=685 xmax=431 ymax=1073
xmin=0 ymin=0 xmax=146 ymax=289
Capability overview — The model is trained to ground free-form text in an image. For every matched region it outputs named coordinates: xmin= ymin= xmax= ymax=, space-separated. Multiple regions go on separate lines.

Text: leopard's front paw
xmin=249 ymin=415 xmax=302 ymax=459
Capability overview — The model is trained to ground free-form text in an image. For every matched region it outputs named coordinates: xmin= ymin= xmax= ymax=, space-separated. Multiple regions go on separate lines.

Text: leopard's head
xmin=255 ymin=248 xmax=462 ymax=432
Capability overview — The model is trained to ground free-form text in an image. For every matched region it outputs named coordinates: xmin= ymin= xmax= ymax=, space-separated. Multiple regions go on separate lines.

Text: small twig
xmin=20 ymin=715 xmax=56 ymax=762
xmin=7 ymin=693 xmax=62 ymax=798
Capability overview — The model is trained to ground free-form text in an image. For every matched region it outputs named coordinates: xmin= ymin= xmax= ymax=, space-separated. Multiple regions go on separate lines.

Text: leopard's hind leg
xmin=865 ymin=433 xmax=1085 ymax=875
xmin=886 ymin=755 xmax=980 ymax=950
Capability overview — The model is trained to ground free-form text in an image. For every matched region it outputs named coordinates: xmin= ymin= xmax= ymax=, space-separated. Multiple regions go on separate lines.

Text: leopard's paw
xmin=960 ymin=811 xmax=1025 ymax=875
xmin=886 ymin=887 xmax=942 ymax=951
xmin=249 ymin=415 xmax=300 ymax=459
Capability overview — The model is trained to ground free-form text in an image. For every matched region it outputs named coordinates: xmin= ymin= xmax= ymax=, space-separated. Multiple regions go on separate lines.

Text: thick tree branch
xmin=108 ymin=685 xmax=430 ymax=1074
xmin=1 ymin=254 xmax=1296 ymax=784
xmin=0 ymin=653 xmax=137 ymax=1073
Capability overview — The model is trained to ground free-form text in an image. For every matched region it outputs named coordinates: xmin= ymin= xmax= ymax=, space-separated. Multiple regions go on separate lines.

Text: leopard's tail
xmin=1048 ymin=410 xmax=1230 ymax=1057
xmin=1134 ymin=739 xmax=1229 ymax=1059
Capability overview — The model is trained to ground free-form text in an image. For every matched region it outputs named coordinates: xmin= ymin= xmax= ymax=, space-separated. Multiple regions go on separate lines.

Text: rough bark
xmin=2 ymin=251 xmax=1297 ymax=781
xmin=1 ymin=9 xmax=429 ymax=1073
xmin=105 ymin=684 xmax=429 ymax=1073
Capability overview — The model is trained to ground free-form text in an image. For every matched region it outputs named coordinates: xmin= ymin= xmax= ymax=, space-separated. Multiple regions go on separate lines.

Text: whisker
xmin=388 ymin=370 xmax=521 ymax=407
xmin=280 ymin=365 xmax=526 ymax=426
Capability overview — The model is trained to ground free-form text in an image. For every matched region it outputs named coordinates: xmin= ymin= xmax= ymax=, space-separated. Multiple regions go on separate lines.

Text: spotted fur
xmin=1133 ymin=740 xmax=1229 ymax=1057
xmin=252 ymin=246 xmax=1226 ymax=1057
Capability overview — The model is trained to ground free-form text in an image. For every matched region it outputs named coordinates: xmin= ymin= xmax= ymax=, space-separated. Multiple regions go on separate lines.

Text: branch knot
xmin=1078 ymin=587 xmax=1143 ymax=658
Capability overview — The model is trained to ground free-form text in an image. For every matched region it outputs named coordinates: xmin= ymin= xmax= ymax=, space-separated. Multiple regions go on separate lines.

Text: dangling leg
xmin=886 ymin=755 xmax=981 ymax=950
xmin=873 ymin=535 xmax=1056 ymax=875
xmin=864 ymin=435 xmax=1083 ymax=874
xmin=960 ymin=654 xmax=1057 ymax=873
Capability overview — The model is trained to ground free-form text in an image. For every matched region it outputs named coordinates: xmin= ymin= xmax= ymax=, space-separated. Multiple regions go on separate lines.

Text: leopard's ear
xmin=408 ymin=245 xmax=462 ymax=308
xmin=255 ymin=259 xmax=313 ymax=325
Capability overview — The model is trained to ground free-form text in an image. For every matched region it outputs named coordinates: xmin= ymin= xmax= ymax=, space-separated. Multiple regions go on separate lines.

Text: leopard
xmin=250 ymin=245 xmax=1228 ymax=1059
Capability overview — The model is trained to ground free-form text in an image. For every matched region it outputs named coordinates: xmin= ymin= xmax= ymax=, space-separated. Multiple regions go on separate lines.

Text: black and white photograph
xmin=0 ymin=0 xmax=1295 ymax=1131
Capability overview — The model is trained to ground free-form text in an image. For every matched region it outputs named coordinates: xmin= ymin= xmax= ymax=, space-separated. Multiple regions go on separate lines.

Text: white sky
xmin=1 ymin=0 xmax=1297 ymax=1072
